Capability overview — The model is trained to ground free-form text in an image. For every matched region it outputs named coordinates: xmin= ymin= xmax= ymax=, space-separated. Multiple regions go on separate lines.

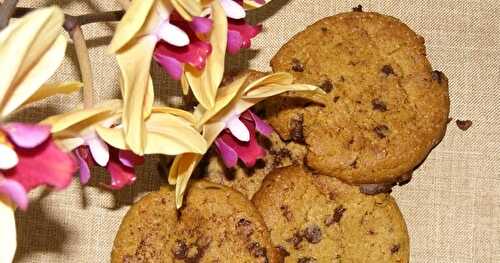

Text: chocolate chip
xmin=291 ymin=59 xmax=304 ymax=72
xmin=340 ymin=76 xmax=345 ymax=82
xmin=373 ymin=125 xmax=390 ymax=139
xmin=298 ymin=257 xmax=317 ymax=263
xmin=350 ymin=159 xmax=358 ymax=169
xmin=304 ymin=225 xmax=322 ymax=244
xmin=456 ymin=119 xmax=472 ymax=131
xmin=290 ymin=114 xmax=305 ymax=144
xmin=271 ymin=148 xmax=292 ymax=167
xmin=391 ymin=244 xmax=401 ymax=254
xmin=432 ymin=70 xmax=445 ymax=84
xmin=172 ymin=240 xmax=188 ymax=259
xmin=359 ymin=183 xmax=395 ymax=195
xmin=381 ymin=65 xmax=395 ymax=76
xmin=320 ymin=27 xmax=328 ymax=33
xmin=352 ymin=4 xmax=363 ymax=12
xmin=286 ymin=232 xmax=304 ymax=249
xmin=325 ymin=206 xmax=346 ymax=226
xmin=333 ymin=96 xmax=340 ymax=103
xmin=368 ymin=229 xmax=375 ymax=235
xmin=276 ymin=245 xmax=290 ymax=258
xmin=248 ymin=242 xmax=267 ymax=258
xmin=236 ymin=218 xmax=254 ymax=238
xmin=280 ymin=205 xmax=293 ymax=221
xmin=372 ymin=99 xmax=388 ymax=112
xmin=319 ymin=79 xmax=334 ymax=93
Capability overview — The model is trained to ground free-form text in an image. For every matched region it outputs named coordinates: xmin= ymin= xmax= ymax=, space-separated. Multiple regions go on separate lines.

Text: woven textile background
xmin=11 ymin=0 xmax=499 ymax=262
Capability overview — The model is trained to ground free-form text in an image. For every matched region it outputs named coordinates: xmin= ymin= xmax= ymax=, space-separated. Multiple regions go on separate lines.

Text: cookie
xmin=263 ymin=11 xmax=450 ymax=185
xmin=252 ymin=166 xmax=410 ymax=263
xmin=204 ymin=131 xmax=306 ymax=199
xmin=112 ymin=180 xmax=279 ymax=262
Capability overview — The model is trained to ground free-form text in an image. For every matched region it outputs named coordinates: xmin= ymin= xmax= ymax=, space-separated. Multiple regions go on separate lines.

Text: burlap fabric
xmin=12 ymin=0 xmax=499 ymax=262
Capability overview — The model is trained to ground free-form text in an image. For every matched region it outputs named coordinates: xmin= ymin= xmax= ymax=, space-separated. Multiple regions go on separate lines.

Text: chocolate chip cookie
xmin=204 ymin=132 xmax=307 ymax=199
xmin=253 ymin=166 xmax=410 ymax=262
xmin=112 ymin=180 xmax=279 ymax=262
xmin=264 ymin=11 xmax=450 ymax=185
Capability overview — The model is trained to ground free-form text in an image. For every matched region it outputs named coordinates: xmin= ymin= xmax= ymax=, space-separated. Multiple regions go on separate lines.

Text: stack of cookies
xmin=111 ymin=9 xmax=449 ymax=263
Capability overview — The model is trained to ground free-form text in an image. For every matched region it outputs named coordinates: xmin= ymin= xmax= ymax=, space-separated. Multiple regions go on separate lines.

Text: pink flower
xmin=227 ymin=18 xmax=262 ymax=54
xmin=0 ymin=123 xmax=77 ymax=210
xmin=220 ymin=0 xmax=262 ymax=54
xmin=214 ymin=110 xmax=272 ymax=168
xmin=153 ymin=13 xmax=213 ymax=80
xmin=74 ymin=138 xmax=144 ymax=190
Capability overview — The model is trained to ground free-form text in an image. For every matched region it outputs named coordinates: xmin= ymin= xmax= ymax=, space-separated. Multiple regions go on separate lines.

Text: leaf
xmin=23 ymin=81 xmax=82 ymax=106
xmin=116 ymin=36 xmax=157 ymax=155
xmin=185 ymin=0 xmax=227 ymax=109
xmin=0 ymin=198 xmax=16 ymax=263
xmin=108 ymin=0 xmax=155 ymax=53
xmin=41 ymin=100 xmax=122 ymax=133
xmin=0 ymin=7 xmax=66 ymax=118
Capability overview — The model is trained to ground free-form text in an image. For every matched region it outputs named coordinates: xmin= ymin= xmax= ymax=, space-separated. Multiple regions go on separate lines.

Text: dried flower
xmin=169 ymin=71 xmax=324 ymax=208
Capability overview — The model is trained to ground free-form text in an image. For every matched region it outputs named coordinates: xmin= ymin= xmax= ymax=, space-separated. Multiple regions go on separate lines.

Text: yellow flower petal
xmin=184 ymin=0 xmax=227 ymax=109
xmin=95 ymin=126 xmax=128 ymax=150
xmin=55 ymin=137 xmax=85 ymax=152
xmin=243 ymin=83 xmax=323 ymax=99
xmin=0 ymin=197 xmax=16 ymax=263
xmin=0 ymin=7 xmax=66 ymax=118
xmin=152 ymin=106 xmax=197 ymax=124
xmin=243 ymin=0 xmax=272 ymax=9
xmin=203 ymin=121 xmax=226 ymax=145
xmin=116 ymin=36 xmax=157 ymax=155
xmin=242 ymin=72 xmax=293 ymax=94
xmin=145 ymin=113 xmax=207 ymax=154
xmin=41 ymin=100 xmax=122 ymax=133
xmin=108 ymin=0 xmax=155 ymax=53
xmin=23 ymin=81 xmax=82 ymax=106
xmin=198 ymin=73 xmax=248 ymax=126
xmin=171 ymin=0 xmax=203 ymax=21
xmin=97 ymin=113 xmax=207 ymax=156
xmin=172 ymin=153 xmax=203 ymax=208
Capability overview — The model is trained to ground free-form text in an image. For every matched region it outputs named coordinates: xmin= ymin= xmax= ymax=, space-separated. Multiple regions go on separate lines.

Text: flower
xmin=108 ymin=0 xmax=227 ymax=155
xmin=43 ymin=101 xmax=208 ymax=189
xmin=227 ymin=18 xmax=262 ymax=54
xmin=168 ymin=71 xmax=324 ymax=208
xmin=0 ymin=7 xmax=82 ymax=262
xmin=214 ymin=110 xmax=271 ymax=167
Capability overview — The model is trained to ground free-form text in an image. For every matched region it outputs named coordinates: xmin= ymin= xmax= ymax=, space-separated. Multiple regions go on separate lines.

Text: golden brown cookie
xmin=204 ymin=132 xmax=306 ymax=199
xmin=264 ymin=11 xmax=450 ymax=185
xmin=112 ymin=181 xmax=279 ymax=262
xmin=253 ymin=166 xmax=410 ymax=263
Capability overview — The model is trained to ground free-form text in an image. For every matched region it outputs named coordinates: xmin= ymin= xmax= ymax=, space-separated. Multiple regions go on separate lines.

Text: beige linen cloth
xmin=11 ymin=0 xmax=499 ymax=262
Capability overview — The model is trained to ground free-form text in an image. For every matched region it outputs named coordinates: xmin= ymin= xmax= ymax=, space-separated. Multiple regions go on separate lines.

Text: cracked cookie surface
xmin=112 ymin=181 xmax=278 ymax=263
xmin=252 ymin=166 xmax=410 ymax=263
xmin=204 ymin=132 xmax=307 ymax=199
xmin=264 ymin=11 xmax=450 ymax=184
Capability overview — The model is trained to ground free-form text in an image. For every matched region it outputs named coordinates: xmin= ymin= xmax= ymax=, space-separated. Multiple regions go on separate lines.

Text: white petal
xmin=87 ymin=137 xmax=110 ymax=167
xmin=226 ymin=117 xmax=250 ymax=142
xmin=157 ymin=22 xmax=189 ymax=47
xmin=220 ymin=0 xmax=246 ymax=19
xmin=0 ymin=144 xmax=18 ymax=170
xmin=0 ymin=199 xmax=16 ymax=263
